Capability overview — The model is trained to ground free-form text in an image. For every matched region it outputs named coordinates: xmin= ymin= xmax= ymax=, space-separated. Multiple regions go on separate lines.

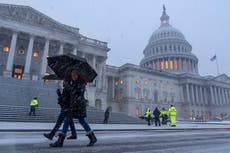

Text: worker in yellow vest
xmin=145 ymin=108 xmax=151 ymax=126
xmin=160 ymin=108 xmax=168 ymax=125
xmin=29 ymin=97 xmax=39 ymax=116
xmin=168 ymin=105 xmax=177 ymax=127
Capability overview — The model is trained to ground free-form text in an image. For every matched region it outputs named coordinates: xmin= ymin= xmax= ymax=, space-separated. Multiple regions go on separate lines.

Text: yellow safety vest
xmin=169 ymin=106 xmax=177 ymax=116
xmin=145 ymin=108 xmax=151 ymax=117
xmin=161 ymin=110 xmax=168 ymax=116
xmin=30 ymin=99 xmax=38 ymax=106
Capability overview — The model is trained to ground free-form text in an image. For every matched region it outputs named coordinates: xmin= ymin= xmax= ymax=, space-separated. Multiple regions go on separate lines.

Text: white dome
xmin=140 ymin=5 xmax=199 ymax=74
xmin=149 ymin=26 xmax=185 ymax=43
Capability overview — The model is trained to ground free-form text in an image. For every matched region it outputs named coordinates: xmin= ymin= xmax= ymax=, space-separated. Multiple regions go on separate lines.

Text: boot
xmin=86 ymin=131 xmax=97 ymax=147
xmin=67 ymin=135 xmax=77 ymax=140
xmin=49 ymin=133 xmax=66 ymax=147
xmin=43 ymin=132 xmax=55 ymax=140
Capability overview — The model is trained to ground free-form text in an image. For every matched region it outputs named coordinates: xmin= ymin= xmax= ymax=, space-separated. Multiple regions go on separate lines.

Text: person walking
xmin=29 ymin=97 xmax=38 ymax=116
xmin=145 ymin=107 xmax=151 ymax=126
xmin=168 ymin=105 xmax=177 ymax=127
xmin=153 ymin=107 xmax=161 ymax=126
xmin=103 ymin=107 xmax=110 ymax=124
xmin=50 ymin=69 xmax=97 ymax=147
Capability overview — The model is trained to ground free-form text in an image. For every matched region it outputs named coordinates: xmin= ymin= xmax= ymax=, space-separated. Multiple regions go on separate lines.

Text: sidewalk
xmin=1 ymin=121 xmax=230 ymax=132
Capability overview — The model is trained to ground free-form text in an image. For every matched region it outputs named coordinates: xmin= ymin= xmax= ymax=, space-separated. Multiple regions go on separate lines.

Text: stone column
xmin=217 ymin=87 xmax=221 ymax=105
xmin=168 ymin=57 xmax=170 ymax=72
xmin=162 ymin=58 xmax=165 ymax=71
xmin=3 ymin=32 xmax=18 ymax=77
xmin=111 ymin=77 xmax=115 ymax=99
xmin=227 ymin=89 xmax=230 ymax=104
xmin=210 ymin=86 xmax=214 ymax=105
xmin=199 ymin=86 xmax=203 ymax=104
xmin=214 ymin=87 xmax=218 ymax=105
xmin=92 ymin=55 xmax=96 ymax=69
xmin=58 ymin=42 xmax=64 ymax=55
xmin=191 ymin=84 xmax=195 ymax=104
xmin=40 ymin=39 xmax=50 ymax=76
xmin=157 ymin=59 xmax=160 ymax=70
xmin=152 ymin=60 xmax=155 ymax=70
xmin=72 ymin=46 xmax=77 ymax=55
xmin=23 ymin=35 xmax=34 ymax=79
xmin=82 ymin=52 xmax=85 ymax=58
xmin=195 ymin=85 xmax=199 ymax=105
xmin=179 ymin=58 xmax=182 ymax=72
xmin=224 ymin=89 xmax=228 ymax=104
xmin=186 ymin=84 xmax=190 ymax=103
xmin=203 ymin=87 xmax=208 ymax=105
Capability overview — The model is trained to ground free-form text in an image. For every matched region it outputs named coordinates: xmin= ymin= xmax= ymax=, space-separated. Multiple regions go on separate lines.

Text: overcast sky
xmin=0 ymin=0 xmax=229 ymax=76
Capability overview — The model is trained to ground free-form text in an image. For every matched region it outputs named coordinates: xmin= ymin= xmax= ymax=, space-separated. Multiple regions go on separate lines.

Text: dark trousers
xmin=62 ymin=117 xmax=91 ymax=134
xmin=103 ymin=117 xmax=109 ymax=124
xmin=29 ymin=106 xmax=36 ymax=116
xmin=50 ymin=109 xmax=76 ymax=136
xmin=147 ymin=117 xmax=151 ymax=126
xmin=154 ymin=117 xmax=161 ymax=126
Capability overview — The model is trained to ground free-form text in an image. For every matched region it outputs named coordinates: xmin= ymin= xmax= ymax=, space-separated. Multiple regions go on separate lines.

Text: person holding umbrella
xmin=46 ymin=54 xmax=98 ymax=147
xmin=50 ymin=69 xmax=97 ymax=147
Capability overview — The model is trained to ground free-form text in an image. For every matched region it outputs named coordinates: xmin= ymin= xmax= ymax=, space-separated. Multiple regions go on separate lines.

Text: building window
xmin=160 ymin=60 xmax=164 ymax=70
xmin=115 ymin=81 xmax=119 ymax=86
xmin=13 ymin=67 xmax=23 ymax=79
xmin=165 ymin=59 xmax=169 ymax=70
xmin=2 ymin=45 xmax=10 ymax=52
xmin=148 ymin=63 xmax=152 ymax=69
xmin=120 ymin=80 xmax=123 ymax=85
xmin=174 ymin=59 xmax=178 ymax=70
xmin=144 ymin=80 xmax=148 ymax=85
xmin=155 ymin=62 xmax=158 ymax=70
xmin=170 ymin=60 xmax=173 ymax=70
xmin=136 ymin=80 xmax=140 ymax=84
xmin=18 ymin=46 xmax=25 ymax=55
xmin=33 ymin=52 xmax=39 ymax=57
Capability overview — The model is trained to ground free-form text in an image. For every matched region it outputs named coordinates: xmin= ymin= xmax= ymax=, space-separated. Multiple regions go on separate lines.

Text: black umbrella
xmin=47 ymin=53 xmax=97 ymax=82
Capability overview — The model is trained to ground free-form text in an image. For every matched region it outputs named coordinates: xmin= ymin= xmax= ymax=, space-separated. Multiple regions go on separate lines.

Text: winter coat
xmin=153 ymin=108 xmax=161 ymax=118
xmin=63 ymin=79 xmax=87 ymax=118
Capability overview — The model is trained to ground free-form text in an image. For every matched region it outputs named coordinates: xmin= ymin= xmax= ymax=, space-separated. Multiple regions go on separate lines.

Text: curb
xmin=1 ymin=127 xmax=230 ymax=132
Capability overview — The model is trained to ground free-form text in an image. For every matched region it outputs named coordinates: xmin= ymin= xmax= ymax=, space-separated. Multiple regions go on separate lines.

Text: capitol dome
xmin=140 ymin=5 xmax=198 ymax=74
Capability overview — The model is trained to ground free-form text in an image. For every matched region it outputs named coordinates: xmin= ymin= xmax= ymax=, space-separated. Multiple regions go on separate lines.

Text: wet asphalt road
xmin=1 ymin=129 xmax=230 ymax=153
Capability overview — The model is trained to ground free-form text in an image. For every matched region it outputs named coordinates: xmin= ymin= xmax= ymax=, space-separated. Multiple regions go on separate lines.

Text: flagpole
xmin=215 ymin=55 xmax=220 ymax=75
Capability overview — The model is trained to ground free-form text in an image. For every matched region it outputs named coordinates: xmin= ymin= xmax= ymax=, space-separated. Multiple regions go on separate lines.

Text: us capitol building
xmin=0 ymin=3 xmax=230 ymax=120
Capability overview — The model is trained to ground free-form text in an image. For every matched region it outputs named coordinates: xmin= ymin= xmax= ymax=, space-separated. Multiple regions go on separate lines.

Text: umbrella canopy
xmin=47 ymin=54 xmax=97 ymax=82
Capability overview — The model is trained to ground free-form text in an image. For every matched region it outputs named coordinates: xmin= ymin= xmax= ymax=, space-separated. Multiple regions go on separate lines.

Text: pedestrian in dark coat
xmin=50 ymin=70 xmax=97 ymax=147
xmin=103 ymin=108 xmax=110 ymax=124
xmin=153 ymin=107 xmax=161 ymax=126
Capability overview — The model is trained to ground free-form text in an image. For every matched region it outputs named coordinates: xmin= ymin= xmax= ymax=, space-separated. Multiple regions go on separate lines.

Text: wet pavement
xmin=0 ymin=129 xmax=230 ymax=153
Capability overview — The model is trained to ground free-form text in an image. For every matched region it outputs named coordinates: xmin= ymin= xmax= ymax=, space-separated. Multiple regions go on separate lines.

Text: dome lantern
xmin=160 ymin=5 xmax=170 ymax=27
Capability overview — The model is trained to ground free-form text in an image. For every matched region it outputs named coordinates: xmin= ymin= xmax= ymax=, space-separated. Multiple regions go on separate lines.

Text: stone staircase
xmin=0 ymin=105 xmax=145 ymax=124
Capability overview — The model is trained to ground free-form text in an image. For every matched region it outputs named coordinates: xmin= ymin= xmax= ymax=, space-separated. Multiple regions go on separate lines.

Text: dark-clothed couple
xmin=43 ymin=69 xmax=97 ymax=147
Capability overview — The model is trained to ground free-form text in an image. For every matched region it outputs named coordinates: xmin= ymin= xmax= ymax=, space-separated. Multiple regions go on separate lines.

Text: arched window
xmin=174 ymin=59 xmax=178 ymax=70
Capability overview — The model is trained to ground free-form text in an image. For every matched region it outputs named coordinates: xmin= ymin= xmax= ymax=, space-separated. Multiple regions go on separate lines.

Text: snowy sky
xmin=0 ymin=0 xmax=229 ymax=76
